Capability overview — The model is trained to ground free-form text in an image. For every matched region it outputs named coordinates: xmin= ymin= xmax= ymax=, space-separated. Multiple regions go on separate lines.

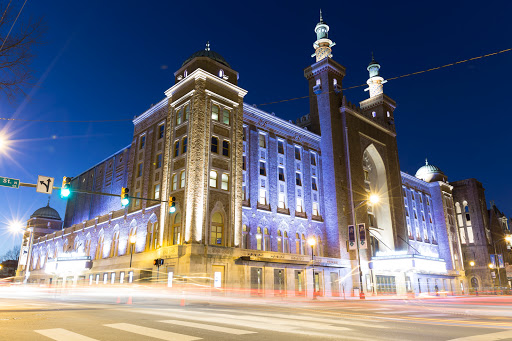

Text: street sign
xmin=0 ymin=176 xmax=20 ymax=188
xmin=36 ymin=175 xmax=54 ymax=195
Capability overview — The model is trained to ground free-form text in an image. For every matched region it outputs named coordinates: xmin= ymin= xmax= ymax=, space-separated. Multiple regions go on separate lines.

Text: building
xmin=17 ymin=12 xmax=469 ymax=296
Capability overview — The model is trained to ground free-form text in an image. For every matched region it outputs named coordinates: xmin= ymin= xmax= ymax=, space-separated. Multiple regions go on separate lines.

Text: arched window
xmin=264 ymin=228 xmax=270 ymax=251
xmin=256 ymin=227 xmax=263 ymax=250
xmin=85 ymin=235 xmax=91 ymax=257
xmin=110 ymin=231 xmax=120 ymax=257
xmin=242 ymin=224 xmax=249 ymax=249
xmin=318 ymin=236 xmax=323 ymax=256
xmin=127 ymin=228 xmax=137 ymax=254
xmin=295 ymin=233 xmax=301 ymax=255
xmin=219 ymin=69 xmax=224 ymax=78
xmin=172 ymin=213 xmax=181 ymax=245
xmin=146 ymin=222 xmax=158 ymax=251
xmin=301 ymin=234 xmax=307 ymax=255
xmin=284 ymin=231 xmax=290 ymax=253
xmin=333 ymin=78 xmax=337 ymax=86
xmin=210 ymin=212 xmax=224 ymax=245
xmin=277 ymin=230 xmax=283 ymax=252
xmin=63 ymin=240 xmax=69 ymax=253
xmin=95 ymin=235 xmax=104 ymax=260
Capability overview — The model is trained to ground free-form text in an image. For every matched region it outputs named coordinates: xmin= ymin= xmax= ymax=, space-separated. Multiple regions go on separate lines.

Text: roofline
xmin=72 ymin=144 xmax=131 ymax=180
xmin=133 ymin=98 xmax=168 ymax=125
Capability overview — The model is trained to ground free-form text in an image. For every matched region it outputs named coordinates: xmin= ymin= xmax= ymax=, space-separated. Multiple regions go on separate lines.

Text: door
xmin=274 ymin=269 xmax=285 ymax=296
xmin=295 ymin=270 xmax=305 ymax=296
xmin=212 ymin=265 xmax=225 ymax=289
xmin=330 ymin=272 xmax=339 ymax=297
xmin=251 ymin=267 xmax=263 ymax=295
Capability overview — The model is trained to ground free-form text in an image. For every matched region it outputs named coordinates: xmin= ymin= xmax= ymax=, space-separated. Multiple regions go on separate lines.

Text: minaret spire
xmin=319 ymin=9 xmax=323 ymax=23
xmin=312 ymin=10 xmax=335 ymax=62
xmin=205 ymin=41 xmax=210 ymax=51
xmin=364 ymin=52 xmax=387 ymax=98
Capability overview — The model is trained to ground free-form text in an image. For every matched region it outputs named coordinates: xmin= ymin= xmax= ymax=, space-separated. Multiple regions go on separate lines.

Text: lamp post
xmin=308 ymin=237 xmax=316 ymax=300
xmin=352 ymin=193 xmax=380 ymax=299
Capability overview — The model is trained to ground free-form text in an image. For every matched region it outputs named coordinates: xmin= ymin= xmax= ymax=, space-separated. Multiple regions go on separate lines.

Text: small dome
xmin=30 ymin=205 xmax=62 ymax=220
xmin=182 ymin=44 xmax=230 ymax=68
xmin=415 ymin=159 xmax=447 ymax=183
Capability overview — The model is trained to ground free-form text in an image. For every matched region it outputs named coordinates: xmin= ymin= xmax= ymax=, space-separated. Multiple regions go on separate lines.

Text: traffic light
xmin=61 ymin=177 xmax=71 ymax=197
xmin=153 ymin=258 xmax=164 ymax=266
xmin=121 ymin=187 xmax=130 ymax=207
xmin=169 ymin=196 xmax=176 ymax=213
xmin=153 ymin=259 xmax=158 ymax=266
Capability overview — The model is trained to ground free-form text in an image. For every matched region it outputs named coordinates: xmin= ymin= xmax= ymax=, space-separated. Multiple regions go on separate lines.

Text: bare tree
xmin=1 ymin=245 xmax=20 ymax=261
xmin=0 ymin=1 xmax=44 ymax=100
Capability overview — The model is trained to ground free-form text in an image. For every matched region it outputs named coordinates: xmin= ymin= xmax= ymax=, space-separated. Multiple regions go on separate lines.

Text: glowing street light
xmin=369 ymin=194 xmax=380 ymax=205
xmin=469 ymin=261 xmax=475 ymax=267
xmin=505 ymin=235 xmax=512 ymax=243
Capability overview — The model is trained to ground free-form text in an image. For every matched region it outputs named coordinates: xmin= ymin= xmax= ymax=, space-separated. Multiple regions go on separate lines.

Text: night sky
xmin=1 ymin=0 xmax=511 ymax=255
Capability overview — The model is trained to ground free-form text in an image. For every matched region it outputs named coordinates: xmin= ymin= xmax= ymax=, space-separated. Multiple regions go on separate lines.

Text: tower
xmin=365 ymin=54 xmax=387 ymax=98
xmin=312 ymin=10 xmax=336 ymax=62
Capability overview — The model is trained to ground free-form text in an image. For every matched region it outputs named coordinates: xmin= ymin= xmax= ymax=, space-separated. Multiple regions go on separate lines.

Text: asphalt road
xmin=1 ymin=288 xmax=512 ymax=341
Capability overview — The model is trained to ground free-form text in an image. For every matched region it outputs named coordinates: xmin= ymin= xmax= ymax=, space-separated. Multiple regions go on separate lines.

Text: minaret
xmin=364 ymin=53 xmax=387 ymax=98
xmin=312 ymin=10 xmax=336 ymax=62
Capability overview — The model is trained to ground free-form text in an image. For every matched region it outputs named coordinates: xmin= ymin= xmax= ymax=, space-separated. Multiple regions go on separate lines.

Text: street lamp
xmin=469 ymin=260 xmax=475 ymax=267
xmin=308 ymin=237 xmax=316 ymax=300
xmin=352 ymin=193 xmax=380 ymax=299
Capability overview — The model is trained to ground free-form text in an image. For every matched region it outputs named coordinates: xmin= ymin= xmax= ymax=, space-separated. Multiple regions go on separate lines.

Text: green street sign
xmin=0 ymin=176 xmax=20 ymax=189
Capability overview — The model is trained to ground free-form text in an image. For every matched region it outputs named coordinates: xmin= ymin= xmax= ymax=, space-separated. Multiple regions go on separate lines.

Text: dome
xmin=182 ymin=44 xmax=230 ymax=68
xmin=415 ymin=159 xmax=447 ymax=183
xmin=30 ymin=205 xmax=62 ymax=220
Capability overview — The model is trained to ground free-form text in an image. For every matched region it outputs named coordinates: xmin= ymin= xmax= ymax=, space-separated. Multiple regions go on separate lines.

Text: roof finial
xmin=319 ymin=9 xmax=323 ymax=23
xmin=46 ymin=196 xmax=51 ymax=207
xmin=205 ymin=41 xmax=210 ymax=51
xmin=425 ymin=158 xmax=428 ymax=165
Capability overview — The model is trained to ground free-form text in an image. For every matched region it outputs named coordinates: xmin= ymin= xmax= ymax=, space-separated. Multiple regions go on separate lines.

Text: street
xmin=1 ymin=288 xmax=511 ymax=340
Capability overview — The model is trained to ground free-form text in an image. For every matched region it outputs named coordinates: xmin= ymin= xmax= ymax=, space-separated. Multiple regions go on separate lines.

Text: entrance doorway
xmin=274 ymin=269 xmax=285 ymax=296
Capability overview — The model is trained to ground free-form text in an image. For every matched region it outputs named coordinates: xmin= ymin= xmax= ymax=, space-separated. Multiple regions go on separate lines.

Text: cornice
xmin=133 ymin=98 xmax=167 ymax=125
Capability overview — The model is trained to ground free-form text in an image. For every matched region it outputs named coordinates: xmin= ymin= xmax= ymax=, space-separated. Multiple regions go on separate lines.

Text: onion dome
xmin=182 ymin=42 xmax=230 ymax=68
xmin=30 ymin=204 xmax=61 ymax=220
xmin=415 ymin=159 xmax=447 ymax=183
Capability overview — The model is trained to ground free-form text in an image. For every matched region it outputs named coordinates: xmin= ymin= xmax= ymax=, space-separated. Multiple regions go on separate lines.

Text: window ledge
xmin=257 ymin=203 xmax=271 ymax=211
xmin=277 ymin=207 xmax=289 ymax=215
xmin=312 ymin=215 xmax=323 ymax=222
xmin=295 ymin=212 xmax=307 ymax=219
xmin=242 ymin=200 xmax=250 ymax=207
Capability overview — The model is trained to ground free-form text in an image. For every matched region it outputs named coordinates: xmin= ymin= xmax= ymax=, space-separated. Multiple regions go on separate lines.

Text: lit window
xmin=180 ymin=170 xmax=185 ymax=188
xmin=313 ymin=202 xmax=319 ymax=216
xmin=139 ymin=135 xmax=146 ymax=149
xmin=278 ymin=193 xmax=286 ymax=209
xmin=174 ymin=140 xmax=180 ymax=157
xmin=156 ymin=154 xmax=162 ymax=169
xmin=295 ymin=173 xmax=302 ymax=186
xmin=256 ymin=227 xmax=263 ymax=250
xmin=310 ymin=153 xmax=316 ymax=166
xmin=278 ymin=167 xmax=285 ymax=181
xmin=296 ymin=198 xmax=303 ymax=212
xmin=212 ymin=105 xmax=219 ymax=121
xmin=259 ymin=134 xmax=266 ymax=148
xmin=372 ymin=111 xmax=376 ymax=118
xmin=184 ymin=104 xmax=190 ymax=121
xmin=210 ymin=170 xmax=217 ymax=188
xmin=316 ymin=79 xmax=321 ymax=86
xmin=221 ymin=174 xmax=229 ymax=190
xmin=333 ymin=78 xmax=337 ymax=86
xmin=222 ymin=109 xmax=230 ymax=125
xmin=211 ymin=137 xmax=218 ymax=153
xmin=278 ymin=140 xmax=284 ymax=154
xmin=159 ymin=125 xmax=165 ymax=139
xmin=222 ymin=141 xmax=230 ymax=157
xmin=312 ymin=177 xmax=318 ymax=191
xmin=295 ymin=146 xmax=301 ymax=160
xmin=154 ymin=184 xmax=160 ymax=200
xmin=259 ymin=189 xmax=266 ymax=205
xmin=259 ymin=162 xmax=266 ymax=176
xmin=176 ymin=108 xmax=183 ymax=125
xmin=210 ymin=213 xmax=223 ymax=245
xmin=172 ymin=213 xmax=181 ymax=245
xmin=137 ymin=163 xmax=143 ymax=177
xmin=264 ymin=228 xmax=270 ymax=251
xmin=135 ymin=192 xmax=140 ymax=207
xmin=219 ymin=69 xmax=224 ymax=78
xmin=172 ymin=174 xmax=177 ymax=191
xmin=364 ymin=170 xmax=369 ymax=181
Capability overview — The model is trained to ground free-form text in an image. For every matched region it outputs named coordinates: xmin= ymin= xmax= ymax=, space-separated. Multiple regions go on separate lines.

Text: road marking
xmin=447 ymin=330 xmax=512 ymax=341
xmin=160 ymin=319 xmax=256 ymax=335
xmin=104 ymin=323 xmax=201 ymax=341
xmin=34 ymin=328 xmax=99 ymax=341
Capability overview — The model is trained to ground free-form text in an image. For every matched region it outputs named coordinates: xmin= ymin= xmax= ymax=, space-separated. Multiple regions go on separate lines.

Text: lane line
xmin=104 ymin=323 xmax=201 ymax=341
xmin=447 ymin=330 xmax=512 ymax=341
xmin=34 ymin=328 xmax=99 ymax=341
xmin=159 ymin=319 xmax=256 ymax=335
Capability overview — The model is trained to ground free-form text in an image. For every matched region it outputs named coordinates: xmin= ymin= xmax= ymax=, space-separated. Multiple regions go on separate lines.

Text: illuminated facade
xmin=18 ymin=12 xmax=471 ymax=296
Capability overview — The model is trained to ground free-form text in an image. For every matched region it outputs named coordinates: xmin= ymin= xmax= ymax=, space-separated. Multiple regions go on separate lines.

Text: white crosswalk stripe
xmin=34 ymin=328 xmax=99 ymax=341
xmin=160 ymin=319 xmax=256 ymax=335
xmin=104 ymin=323 xmax=201 ymax=341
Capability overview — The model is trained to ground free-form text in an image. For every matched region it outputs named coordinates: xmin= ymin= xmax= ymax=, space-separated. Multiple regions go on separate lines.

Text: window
xmin=110 ymin=231 xmax=120 ymax=257
xmin=211 ymin=137 xmax=219 ymax=153
xmin=172 ymin=174 xmax=177 ymax=191
xmin=184 ymin=104 xmax=190 ymax=121
xmin=242 ymin=156 xmax=246 ymax=171
xmin=222 ymin=141 xmax=230 ymax=157
xmin=96 ymin=235 xmax=104 ymax=260
xmin=310 ymin=153 xmax=317 ymax=166
xmin=219 ymin=69 xmax=224 ymax=78
xmin=259 ymin=134 xmax=266 ymax=148
xmin=296 ymin=198 xmax=303 ymax=213
xmin=172 ymin=213 xmax=181 ymax=245
xmin=242 ymin=225 xmax=249 ymax=249
xmin=182 ymin=137 xmax=188 ymax=154
xmin=313 ymin=202 xmax=319 ymax=216
xmin=312 ymin=177 xmax=318 ymax=191
xmin=372 ymin=111 xmax=376 ymax=118
xmin=364 ymin=170 xmax=370 ymax=181
xmin=134 ymin=192 xmax=140 ymax=207
xmin=284 ymin=231 xmax=290 ymax=253
xmin=154 ymin=184 xmax=160 ymax=200
xmin=210 ymin=213 xmax=223 ymax=245
xmin=256 ymin=227 xmax=263 ymax=250
xmin=156 ymin=154 xmax=162 ymax=169
xmin=295 ymin=146 xmax=301 ymax=160
xmin=137 ymin=163 xmax=143 ymax=177
xmin=139 ymin=135 xmax=146 ymax=150
xmin=333 ymin=78 xmax=337 ymax=86
xmin=212 ymin=104 xmax=219 ymax=121
xmin=277 ymin=230 xmax=283 ymax=252
xmin=278 ymin=192 xmax=286 ymax=209
xmin=259 ymin=189 xmax=266 ymax=205
xmin=209 ymin=170 xmax=217 ymax=188
xmin=222 ymin=109 xmax=230 ymax=125
xmin=221 ymin=174 xmax=229 ymax=190
xmin=259 ymin=161 xmax=266 ymax=176
xmin=264 ymin=228 xmax=270 ymax=251
xmin=295 ymin=233 xmax=301 ymax=254
xmin=174 ymin=140 xmax=180 ymax=157
xmin=158 ymin=125 xmax=165 ymax=139
xmin=278 ymin=167 xmax=285 ymax=181
xmin=176 ymin=108 xmax=183 ymax=125
xmin=180 ymin=170 xmax=185 ymax=188
xmin=295 ymin=173 xmax=302 ymax=186
xmin=278 ymin=140 xmax=285 ymax=154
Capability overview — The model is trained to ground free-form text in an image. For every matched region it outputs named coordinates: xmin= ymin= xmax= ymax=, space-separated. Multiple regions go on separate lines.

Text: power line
xmin=0 ymin=117 xmax=133 ymax=123
xmin=0 ymin=0 xmax=28 ymax=53
xmin=257 ymin=47 xmax=512 ymax=106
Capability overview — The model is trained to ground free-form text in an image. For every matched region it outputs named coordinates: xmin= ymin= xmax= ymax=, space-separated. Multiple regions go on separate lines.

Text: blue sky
xmin=0 ymin=0 xmax=511 ymax=255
